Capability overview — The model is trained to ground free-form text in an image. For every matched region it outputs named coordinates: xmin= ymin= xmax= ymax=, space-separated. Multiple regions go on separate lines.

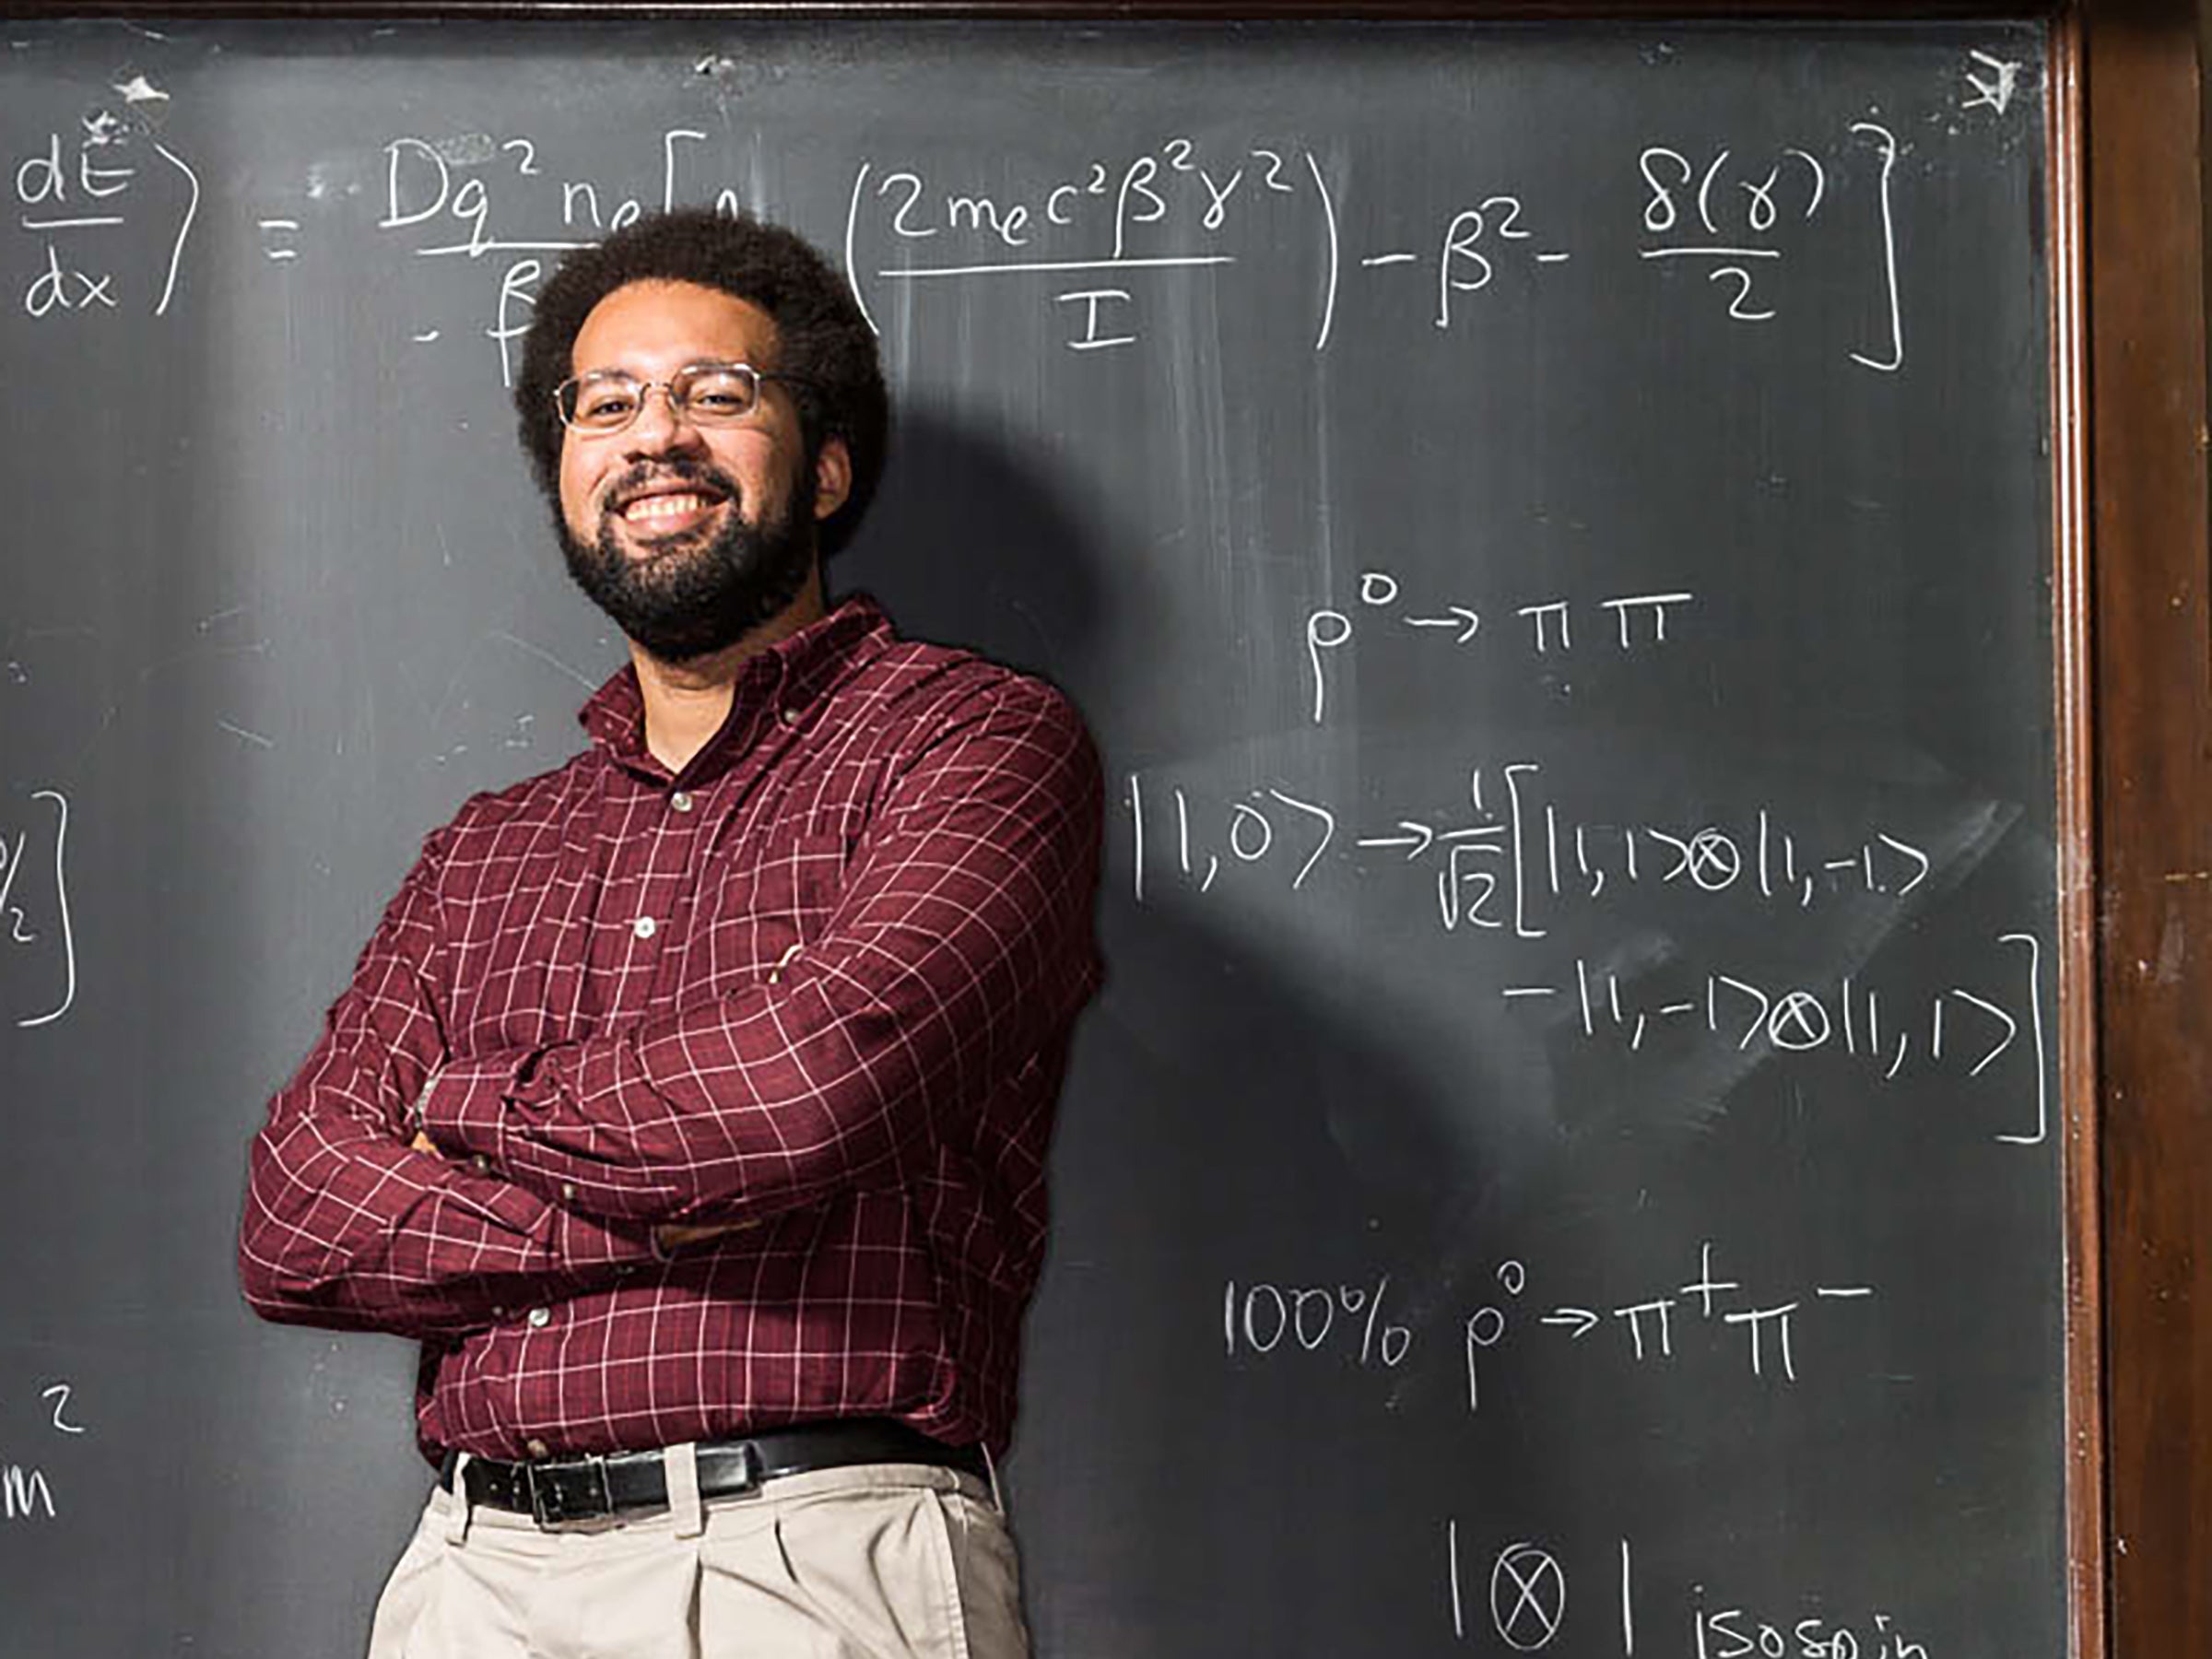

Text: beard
xmin=558 ymin=456 xmax=818 ymax=665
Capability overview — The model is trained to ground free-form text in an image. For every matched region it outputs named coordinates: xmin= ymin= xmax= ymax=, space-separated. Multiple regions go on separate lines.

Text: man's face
xmin=555 ymin=278 xmax=851 ymax=663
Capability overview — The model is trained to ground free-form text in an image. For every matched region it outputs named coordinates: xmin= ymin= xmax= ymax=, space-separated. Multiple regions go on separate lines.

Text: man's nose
xmin=622 ymin=383 xmax=705 ymax=455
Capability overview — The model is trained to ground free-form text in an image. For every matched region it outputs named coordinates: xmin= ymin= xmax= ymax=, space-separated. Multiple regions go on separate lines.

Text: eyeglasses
xmin=553 ymin=361 xmax=808 ymax=436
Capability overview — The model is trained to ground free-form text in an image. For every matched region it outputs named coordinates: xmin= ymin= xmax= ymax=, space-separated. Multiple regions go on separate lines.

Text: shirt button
xmin=470 ymin=1155 xmax=491 ymax=1175
xmin=670 ymin=791 xmax=694 ymax=814
xmin=560 ymin=1182 xmax=576 ymax=1201
xmin=526 ymin=1307 xmax=551 ymax=1329
xmin=778 ymin=706 xmax=801 ymax=728
xmin=632 ymin=915 xmax=657 ymax=940
xmin=525 ymin=1439 xmax=550 ymax=1460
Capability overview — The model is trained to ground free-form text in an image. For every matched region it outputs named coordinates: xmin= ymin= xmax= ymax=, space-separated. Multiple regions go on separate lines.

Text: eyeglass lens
xmin=559 ymin=364 xmax=763 ymax=432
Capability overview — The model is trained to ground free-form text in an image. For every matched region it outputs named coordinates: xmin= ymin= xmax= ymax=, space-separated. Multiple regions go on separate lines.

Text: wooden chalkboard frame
xmin=11 ymin=4 xmax=2202 ymax=1655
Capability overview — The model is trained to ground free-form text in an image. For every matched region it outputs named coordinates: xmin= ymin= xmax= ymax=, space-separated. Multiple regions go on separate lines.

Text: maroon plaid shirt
xmin=239 ymin=596 xmax=1103 ymax=1462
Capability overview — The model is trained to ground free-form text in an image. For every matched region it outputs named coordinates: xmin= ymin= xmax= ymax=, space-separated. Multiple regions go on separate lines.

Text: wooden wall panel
xmin=2087 ymin=0 xmax=2212 ymax=1653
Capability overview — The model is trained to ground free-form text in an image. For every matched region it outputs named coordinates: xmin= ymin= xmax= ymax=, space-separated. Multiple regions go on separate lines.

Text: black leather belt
xmin=441 ymin=1419 xmax=987 ymax=1527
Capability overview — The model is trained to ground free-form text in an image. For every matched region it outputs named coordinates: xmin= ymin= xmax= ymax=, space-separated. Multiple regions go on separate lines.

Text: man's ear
xmin=812 ymin=437 xmax=853 ymax=522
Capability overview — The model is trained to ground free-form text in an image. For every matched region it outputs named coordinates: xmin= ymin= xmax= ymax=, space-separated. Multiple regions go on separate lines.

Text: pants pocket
xmin=701 ymin=1483 xmax=968 ymax=1659
xmin=932 ymin=1491 xmax=1031 ymax=1659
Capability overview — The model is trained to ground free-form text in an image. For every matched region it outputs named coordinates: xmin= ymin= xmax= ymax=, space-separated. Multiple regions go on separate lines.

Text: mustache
xmin=601 ymin=459 xmax=738 ymax=512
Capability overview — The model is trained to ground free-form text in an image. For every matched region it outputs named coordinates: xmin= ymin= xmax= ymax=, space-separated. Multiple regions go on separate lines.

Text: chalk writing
xmin=1961 ymin=50 xmax=2028 ymax=117
xmin=40 ymin=1382 xmax=83 ymax=1437
xmin=1692 ymin=1583 xmax=1932 ymax=1659
xmin=1490 ymin=1541 xmax=1568 ymax=1652
xmin=843 ymin=120 xmax=1906 ymax=359
xmin=848 ymin=139 xmax=1322 ymax=351
xmin=1503 ymin=932 xmax=2048 ymax=1136
xmin=1 ymin=788 xmax=76 ymax=1030
xmin=259 ymin=216 xmax=300 ymax=262
xmin=1635 ymin=121 xmax=1902 ymax=370
xmin=0 ymin=1462 xmax=54 ymax=1521
xmin=1226 ymin=1241 xmax=1876 ymax=1414
xmin=1848 ymin=124 xmax=1903 ymax=372
xmin=1222 ymin=1275 xmax=1413 ymax=1369
xmin=8 ymin=114 xmax=197 ymax=318
xmin=1446 ymin=1528 xmax=1582 ymax=1651
xmin=1308 ymin=572 xmax=1694 ymax=723
xmin=368 ymin=125 xmax=732 ymax=382
xmin=1128 ymin=773 xmax=2049 ymax=1135
xmin=1128 ymin=766 xmax=1942 ymax=924
xmin=1444 ymin=1527 xmax=1936 ymax=1657
xmin=241 ymin=94 xmax=2005 ymax=381
xmin=0 ymin=1382 xmax=76 ymax=1524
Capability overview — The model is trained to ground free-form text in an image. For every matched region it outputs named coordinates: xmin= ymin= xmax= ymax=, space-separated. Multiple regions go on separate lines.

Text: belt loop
xmin=666 ymin=1441 xmax=705 ymax=1538
xmin=444 ymin=1452 xmax=475 ymax=1545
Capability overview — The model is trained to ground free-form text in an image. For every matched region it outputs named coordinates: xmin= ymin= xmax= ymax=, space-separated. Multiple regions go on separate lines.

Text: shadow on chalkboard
xmin=842 ymin=407 xmax=1555 ymax=1655
xmin=842 ymin=402 xmax=1496 ymax=1236
xmin=835 ymin=403 xmax=1114 ymax=688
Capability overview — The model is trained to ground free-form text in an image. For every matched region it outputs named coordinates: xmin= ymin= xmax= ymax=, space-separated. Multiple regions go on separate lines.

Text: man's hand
xmin=414 ymin=1126 xmax=743 ymax=1251
xmin=655 ymin=1220 xmax=753 ymax=1250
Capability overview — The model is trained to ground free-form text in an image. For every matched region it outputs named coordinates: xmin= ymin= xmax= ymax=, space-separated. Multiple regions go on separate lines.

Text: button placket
xmin=629 ymin=772 xmax=719 ymax=1009
xmin=586 ymin=775 xmax=673 ymax=1009
xmin=601 ymin=779 xmax=703 ymax=1015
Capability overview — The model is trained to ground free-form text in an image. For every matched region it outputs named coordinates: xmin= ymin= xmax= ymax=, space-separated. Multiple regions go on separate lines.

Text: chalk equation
xmin=1130 ymin=765 xmax=2046 ymax=1141
xmin=1501 ymin=935 xmax=2049 ymax=1141
xmin=1441 ymin=1530 xmax=1934 ymax=1657
xmin=1306 ymin=573 xmax=1695 ymax=724
xmin=1634 ymin=124 xmax=1902 ymax=372
xmin=1226 ymin=1242 xmax=1873 ymax=1416
xmin=8 ymin=85 xmax=198 ymax=320
xmin=847 ymin=116 xmax=1918 ymax=363
xmin=1126 ymin=762 xmax=1940 ymax=921
xmin=345 ymin=122 xmax=1895 ymax=370
xmin=368 ymin=125 xmax=736 ymax=383
xmin=1 ymin=788 xmax=76 ymax=1030
xmin=276 ymin=39 xmax=2032 ymax=379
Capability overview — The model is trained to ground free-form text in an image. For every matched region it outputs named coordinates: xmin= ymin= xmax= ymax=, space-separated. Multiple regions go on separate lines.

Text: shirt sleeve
xmin=418 ymin=677 xmax=1105 ymax=1225
xmin=238 ymin=821 xmax=659 ymax=1341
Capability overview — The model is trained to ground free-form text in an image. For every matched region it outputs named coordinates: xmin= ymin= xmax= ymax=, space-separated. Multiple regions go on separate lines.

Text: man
xmin=239 ymin=207 xmax=1103 ymax=1658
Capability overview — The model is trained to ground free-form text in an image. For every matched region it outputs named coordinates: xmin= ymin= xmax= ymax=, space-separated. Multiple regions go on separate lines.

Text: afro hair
xmin=513 ymin=206 xmax=888 ymax=556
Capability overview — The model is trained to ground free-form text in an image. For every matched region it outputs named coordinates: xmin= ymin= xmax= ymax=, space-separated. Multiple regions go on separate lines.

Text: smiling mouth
xmin=609 ymin=487 xmax=731 ymax=538
xmin=623 ymin=491 xmax=714 ymax=523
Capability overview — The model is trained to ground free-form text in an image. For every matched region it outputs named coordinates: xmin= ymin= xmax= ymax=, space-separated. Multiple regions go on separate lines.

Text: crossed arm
xmin=237 ymin=679 xmax=1102 ymax=1341
xmin=236 ymin=829 xmax=674 ymax=1341
xmin=414 ymin=682 xmax=1103 ymax=1226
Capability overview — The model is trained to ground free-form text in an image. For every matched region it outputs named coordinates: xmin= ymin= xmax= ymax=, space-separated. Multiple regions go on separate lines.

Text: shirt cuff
xmin=417 ymin=1048 xmax=535 ymax=1164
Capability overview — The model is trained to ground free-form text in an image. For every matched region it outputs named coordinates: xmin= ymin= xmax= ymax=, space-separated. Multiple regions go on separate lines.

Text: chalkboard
xmin=0 ymin=17 xmax=2065 ymax=1659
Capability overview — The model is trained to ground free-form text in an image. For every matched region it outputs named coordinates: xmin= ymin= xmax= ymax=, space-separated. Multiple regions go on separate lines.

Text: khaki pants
xmin=366 ymin=1453 xmax=1030 ymax=1659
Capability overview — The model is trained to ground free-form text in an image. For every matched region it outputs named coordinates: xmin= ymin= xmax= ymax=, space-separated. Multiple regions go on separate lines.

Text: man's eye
xmin=685 ymin=376 xmax=751 ymax=415
xmin=580 ymin=392 xmax=638 ymax=422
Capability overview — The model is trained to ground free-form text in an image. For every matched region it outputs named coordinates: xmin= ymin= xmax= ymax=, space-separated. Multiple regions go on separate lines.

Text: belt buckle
xmin=524 ymin=1455 xmax=614 ymax=1527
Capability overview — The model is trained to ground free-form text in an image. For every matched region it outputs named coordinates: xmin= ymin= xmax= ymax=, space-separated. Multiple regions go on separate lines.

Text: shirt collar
xmin=577 ymin=593 xmax=894 ymax=784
